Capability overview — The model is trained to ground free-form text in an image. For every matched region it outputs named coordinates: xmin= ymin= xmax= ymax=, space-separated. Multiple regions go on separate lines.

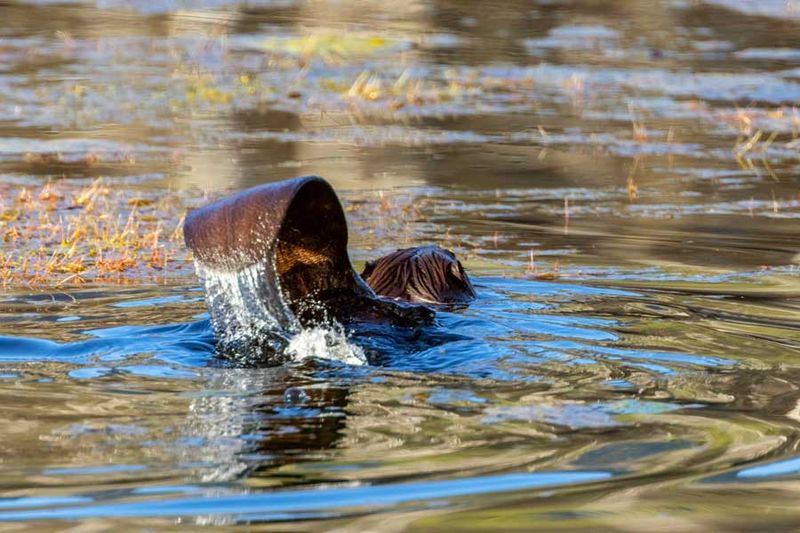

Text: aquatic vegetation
xmin=0 ymin=179 xmax=194 ymax=287
xmin=260 ymin=33 xmax=409 ymax=63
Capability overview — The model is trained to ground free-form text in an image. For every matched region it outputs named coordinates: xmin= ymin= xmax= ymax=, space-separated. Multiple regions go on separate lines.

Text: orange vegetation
xmin=0 ymin=178 xmax=194 ymax=288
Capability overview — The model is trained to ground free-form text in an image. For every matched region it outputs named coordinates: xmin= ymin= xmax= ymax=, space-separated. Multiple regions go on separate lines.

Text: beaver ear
xmin=449 ymin=260 xmax=465 ymax=279
xmin=361 ymin=260 xmax=376 ymax=280
xmin=447 ymin=259 xmax=477 ymax=301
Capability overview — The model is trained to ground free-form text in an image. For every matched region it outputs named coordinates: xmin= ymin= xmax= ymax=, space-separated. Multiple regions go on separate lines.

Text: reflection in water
xmin=182 ymin=366 xmax=352 ymax=485
xmin=0 ymin=273 xmax=798 ymax=529
xmin=0 ymin=0 xmax=800 ymax=529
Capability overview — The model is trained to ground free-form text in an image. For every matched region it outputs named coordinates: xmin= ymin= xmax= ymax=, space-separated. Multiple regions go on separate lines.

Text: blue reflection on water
xmin=737 ymin=457 xmax=800 ymax=479
xmin=0 ymin=276 xmax=746 ymax=522
xmin=0 ymin=277 xmax=730 ymax=381
xmin=0 ymin=470 xmax=612 ymax=521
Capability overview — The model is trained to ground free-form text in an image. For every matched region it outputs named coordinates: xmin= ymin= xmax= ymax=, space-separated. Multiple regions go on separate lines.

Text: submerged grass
xmin=0 ymin=181 xmax=478 ymax=289
xmin=3 ymin=23 xmax=800 ymax=289
xmin=0 ymin=179 xmax=194 ymax=287
xmin=261 ymin=33 xmax=407 ymax=64
xmin=13 ymin=28 xmax=800 ymax=173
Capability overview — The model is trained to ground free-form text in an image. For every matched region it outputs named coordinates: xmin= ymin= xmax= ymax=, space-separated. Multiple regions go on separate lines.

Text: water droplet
xmin=284 ymin=387 xmax=309 ymax=404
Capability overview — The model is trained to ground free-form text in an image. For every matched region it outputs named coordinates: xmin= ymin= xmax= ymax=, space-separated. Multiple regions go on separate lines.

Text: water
xmin=0 ymin=0 xmax=799 ymax=530
xmin=195 ymin=260 xmax=298 ymax=363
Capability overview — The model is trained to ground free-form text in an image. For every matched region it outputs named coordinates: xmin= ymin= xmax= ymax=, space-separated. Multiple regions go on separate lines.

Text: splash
xmin=194 ymin=260 xmax=366 ymax=366
xmin=286 ymin=326 xmax=367 ymax=366
xmin=195 ymin=260 xmax=297 ymax=364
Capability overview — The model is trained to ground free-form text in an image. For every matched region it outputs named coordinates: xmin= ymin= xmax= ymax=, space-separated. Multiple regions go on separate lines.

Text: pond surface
xmin=1 ymin=0 xmax=800 ymax=530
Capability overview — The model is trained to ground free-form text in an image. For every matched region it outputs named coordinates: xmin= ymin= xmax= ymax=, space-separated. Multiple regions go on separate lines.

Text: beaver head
xmin=362 ymin=245 xmax=476 ymax=306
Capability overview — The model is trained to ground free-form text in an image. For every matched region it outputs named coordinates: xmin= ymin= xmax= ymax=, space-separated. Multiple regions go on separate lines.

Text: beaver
xmin=183 ymin=175 xmax=474 ymax=362
xmin=362 ymin=245 xmax=475 ymax=306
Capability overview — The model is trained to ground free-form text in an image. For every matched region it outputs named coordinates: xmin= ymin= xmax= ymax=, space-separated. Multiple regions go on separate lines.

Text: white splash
xmin=194 ymin=259 xmax=366 ymax=365
xmin=195 ymin=259 xmax=297 ymax=362
xmin=286 ymin=326 xmax=367 ymax=366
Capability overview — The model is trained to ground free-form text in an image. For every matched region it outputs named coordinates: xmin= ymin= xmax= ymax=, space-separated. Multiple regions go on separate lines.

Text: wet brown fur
xmin=362 ymin=245 xmax=476 ymax=305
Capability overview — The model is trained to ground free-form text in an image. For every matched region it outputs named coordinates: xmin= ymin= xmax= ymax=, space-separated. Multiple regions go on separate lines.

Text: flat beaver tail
xmin=184 ymin=176 xmax=370 ymax=305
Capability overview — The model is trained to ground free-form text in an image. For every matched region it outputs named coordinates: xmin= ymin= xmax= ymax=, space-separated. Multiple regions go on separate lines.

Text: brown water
xmin=0 ymin=0 xmax=799 ymax=530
